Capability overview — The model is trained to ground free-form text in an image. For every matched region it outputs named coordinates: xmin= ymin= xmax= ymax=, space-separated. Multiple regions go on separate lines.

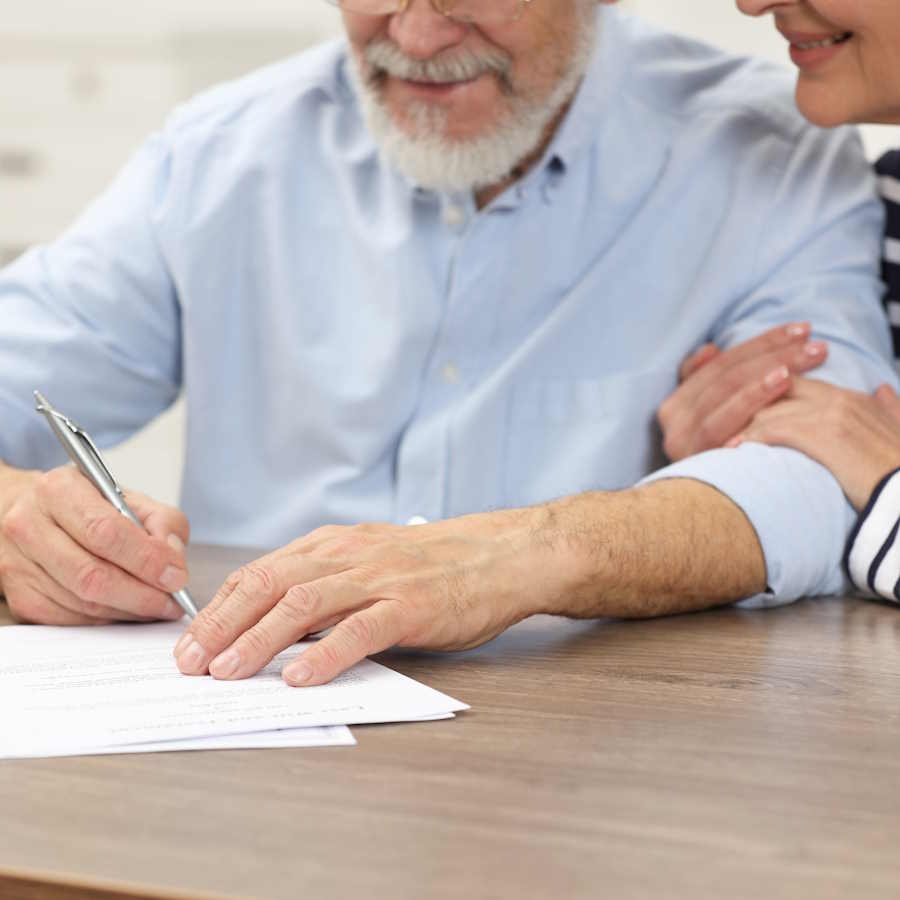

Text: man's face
xmin=344 ymin=0 xmax=583 ymax=140
xmin=342 ymin=0 xmax=600 ymax=192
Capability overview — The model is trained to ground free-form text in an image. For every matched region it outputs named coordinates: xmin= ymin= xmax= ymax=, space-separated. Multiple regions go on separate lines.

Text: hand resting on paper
xmin=173 ymin=479 xmax=766 ymax=687
xmin=174 ymin=507 xmax=561 ymax=687
xmin=0 ymin=463 xmax=190 ymax=624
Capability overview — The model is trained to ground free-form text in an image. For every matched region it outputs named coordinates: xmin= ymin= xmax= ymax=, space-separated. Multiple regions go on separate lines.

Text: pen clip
xmin=34 ymin=392 xmax=124 ymax=495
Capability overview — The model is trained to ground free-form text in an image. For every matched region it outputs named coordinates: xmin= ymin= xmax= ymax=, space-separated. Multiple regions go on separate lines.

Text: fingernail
xmin=179 ymin=639 xmax=209 ymax=674
xmin=164 ymin=600 xmax=185 ymax=619
xmin=174 ymin=632 xmax=193 ymax=656
xmin=160 ymin=565 xmax=187 ymax=591
xmin=210 ymin=648 xmax=241 ymax=679
xmin=167 ymin=533 xmax=185 ymax=553
xmin=804 ymin=341 xmax=826 ymax=357
xmin=284 ymin=660 xmax=313 ymax=686
xmin=786 ymin=323 xmax=810 ymax=338
xmin=763 ymin=366 xmax=789 ymax=389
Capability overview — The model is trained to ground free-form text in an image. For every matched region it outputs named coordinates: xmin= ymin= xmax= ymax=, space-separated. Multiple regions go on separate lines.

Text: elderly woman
xmin=661 ymin=0 xmax=900 ymax=601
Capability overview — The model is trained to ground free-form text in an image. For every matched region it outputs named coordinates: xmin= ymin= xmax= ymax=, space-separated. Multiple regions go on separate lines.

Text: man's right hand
xmin=0 ymin=463 xmax=190 ymax=625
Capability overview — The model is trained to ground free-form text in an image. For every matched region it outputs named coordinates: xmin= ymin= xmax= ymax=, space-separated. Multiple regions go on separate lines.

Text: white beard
xmin=348 ymin=10 xmax=598 ymax=194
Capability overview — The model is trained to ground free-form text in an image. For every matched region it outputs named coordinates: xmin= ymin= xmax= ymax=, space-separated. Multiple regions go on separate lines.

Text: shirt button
xmin=443 ymin=205 xmax=464 ymax=228
xmin=406 ymin=516 xmax=429 ymax=526
xmin=440 ymin=362 xmax=460 ymax=384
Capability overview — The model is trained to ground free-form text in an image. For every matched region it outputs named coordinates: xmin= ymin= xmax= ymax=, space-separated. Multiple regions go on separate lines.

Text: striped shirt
xmin=844 ymin=152 xmax=900 ymax=603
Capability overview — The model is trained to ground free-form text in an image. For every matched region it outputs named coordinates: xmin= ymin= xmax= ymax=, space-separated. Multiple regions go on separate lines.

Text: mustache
xmin=363 ymin=39 xmax=512 ymax=85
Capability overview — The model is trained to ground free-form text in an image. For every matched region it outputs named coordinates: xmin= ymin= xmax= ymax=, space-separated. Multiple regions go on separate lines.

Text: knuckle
xmin=221 ymin=569 xmax=244 ymax=595
xmin=350 ymin=522 xmax=380 ymax=536
xmin=281 ymin=583 xmax=321 ymax=621
xmin=74 ymin=561 xmax=110 ymax=602
xmin=83 ymin=513 xmax=123 ymax=556
xmin=0 ymin=504 xmax=30 ymax=546
xmin=340 ymin=613 xmax=377 ymax=651
xmin=237 ymin=564 xmax=277 ymax=598
xmin=656 ymin=396 xmax=676 ymax=430
xmin=39 ymin=467 xmax=70 ymax=497
xmin=313 ymin=638 xmax=345 ymax=673
xmin=236 ymin=627 xmax=274 ymax=659
xmin=134 ymin=542 xmax=166 ymax=580
xmin=194 ymin=609 xmax=237 ymax=648
xmin=309 ymin=525 xmax=342 ymax=542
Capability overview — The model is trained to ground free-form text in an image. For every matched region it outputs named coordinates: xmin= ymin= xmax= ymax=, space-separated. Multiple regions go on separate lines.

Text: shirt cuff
xmin=843 ymin=467 xmax=900 ymax=603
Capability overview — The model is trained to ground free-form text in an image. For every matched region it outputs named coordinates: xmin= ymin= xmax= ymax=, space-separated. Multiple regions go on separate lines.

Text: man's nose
xmin=388 ymin=0 xmax=469 ymax=60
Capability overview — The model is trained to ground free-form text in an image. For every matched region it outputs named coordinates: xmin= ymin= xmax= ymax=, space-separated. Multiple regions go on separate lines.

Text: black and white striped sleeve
xmin=875 ymin=150 xmax=900 ymax=358
xmin=844 ymin=468 xmax=900 ymax=603
xmin=842 ymin=154 xmax=900 ymax=604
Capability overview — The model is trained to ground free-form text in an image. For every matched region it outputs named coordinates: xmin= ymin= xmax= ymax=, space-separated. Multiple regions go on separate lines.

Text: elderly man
xmin=0 ymin=0 xmax=893 ymax=685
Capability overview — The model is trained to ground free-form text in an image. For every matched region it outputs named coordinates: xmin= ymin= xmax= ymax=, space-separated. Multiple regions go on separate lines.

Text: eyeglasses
xmin=323 ymin=0 xmax=535 ymax=26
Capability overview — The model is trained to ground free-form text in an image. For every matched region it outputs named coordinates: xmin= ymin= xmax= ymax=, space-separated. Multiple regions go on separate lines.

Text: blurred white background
xmin=2 ymin=0 xmax=899 ymax=507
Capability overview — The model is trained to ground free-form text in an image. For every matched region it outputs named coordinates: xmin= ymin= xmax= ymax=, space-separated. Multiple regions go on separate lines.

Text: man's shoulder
xmin=163 ymin=38 xmax=351 ymax=144
xmin=612 ymin=12 xmax=811 ymax=148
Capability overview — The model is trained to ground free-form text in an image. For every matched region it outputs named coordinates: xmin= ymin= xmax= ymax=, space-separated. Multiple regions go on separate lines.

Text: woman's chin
xmin=795 ymin=81 xmax=900 ymax=128
xmin=795 ymin=84 xmax=856 ymax=128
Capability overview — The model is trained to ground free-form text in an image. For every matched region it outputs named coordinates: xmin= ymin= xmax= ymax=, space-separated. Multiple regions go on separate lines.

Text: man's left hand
xmin=173 ymin=509 xmax=556 ymax=686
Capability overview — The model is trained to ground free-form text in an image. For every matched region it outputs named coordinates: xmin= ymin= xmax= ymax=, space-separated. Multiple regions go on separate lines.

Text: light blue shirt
xmin=0 ymin=9 xmax=895 ymax=604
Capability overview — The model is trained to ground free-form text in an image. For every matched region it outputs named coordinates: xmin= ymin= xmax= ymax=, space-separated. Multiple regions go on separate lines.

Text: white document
xmin=2 ymin=725 xmax=357 ymax=760
xmin=0 ymin=622 xmax=467 ymax=758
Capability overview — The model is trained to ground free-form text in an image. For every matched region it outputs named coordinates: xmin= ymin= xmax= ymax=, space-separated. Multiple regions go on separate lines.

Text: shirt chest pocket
xmin=502 ymin=369 xmax=674 ymax=507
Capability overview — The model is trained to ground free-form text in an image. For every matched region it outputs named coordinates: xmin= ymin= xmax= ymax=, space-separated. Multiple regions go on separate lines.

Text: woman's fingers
xmin=661 ymin=324 xmax=826 ymax=460
xmin=874 ymin=383 xmax=900 ymax=424
xmin=678 ymin=365 xmax=794 ymax=457
xmin=679 ymin=343 xmax=720 ymax=381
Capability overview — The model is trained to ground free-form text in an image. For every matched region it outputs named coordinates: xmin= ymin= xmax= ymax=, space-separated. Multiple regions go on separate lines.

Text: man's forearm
xmin=536 ymin=479 xmax=767 ymax=619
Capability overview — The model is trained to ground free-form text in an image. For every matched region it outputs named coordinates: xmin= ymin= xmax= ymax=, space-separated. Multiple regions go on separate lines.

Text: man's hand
xmin=658 ymin=323 xmax=827 ymax=461
xmin=174 ymin=480 xmax=766 ymax=688
xmin=174 ymin=509 xmax=555 ymax=687
xmin=729 ymin=379 xmax=900 ymax=511
xmin=0 ymin=463 xmax=191 ymax=624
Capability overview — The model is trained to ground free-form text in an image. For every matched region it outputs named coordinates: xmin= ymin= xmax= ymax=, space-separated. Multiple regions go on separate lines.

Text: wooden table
xmin=1 ymin=545 xmax=899 ymax=900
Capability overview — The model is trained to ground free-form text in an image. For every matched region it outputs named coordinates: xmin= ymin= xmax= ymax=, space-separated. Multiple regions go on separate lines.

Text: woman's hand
xmin=658 ymin=323 xmax=827 ymax=461
xmin=729 ymin=379 xmax=900 ymax=511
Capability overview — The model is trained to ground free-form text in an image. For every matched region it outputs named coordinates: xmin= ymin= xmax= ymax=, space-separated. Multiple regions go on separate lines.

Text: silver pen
xmin=33 ymin=390 xmax=198 ymax=619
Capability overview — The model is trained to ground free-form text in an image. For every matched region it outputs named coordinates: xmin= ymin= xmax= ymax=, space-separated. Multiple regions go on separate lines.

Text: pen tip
xmin=33 ymin=389 xmax=47 ymax=411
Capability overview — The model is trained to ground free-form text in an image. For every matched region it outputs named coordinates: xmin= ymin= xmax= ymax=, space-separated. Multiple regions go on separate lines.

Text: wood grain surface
xmin=1 ymin=545 xmax=899 ymax=900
